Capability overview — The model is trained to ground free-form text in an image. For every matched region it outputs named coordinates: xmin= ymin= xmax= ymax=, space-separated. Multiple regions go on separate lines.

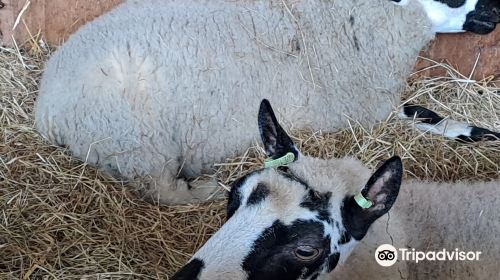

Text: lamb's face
xmin=391 ymin=0 xmax=499 ymax=34
xmin=172 ymin=100 xmax=403 ymax=280
xmin=221 ymin=165 xmax=356 ymax=279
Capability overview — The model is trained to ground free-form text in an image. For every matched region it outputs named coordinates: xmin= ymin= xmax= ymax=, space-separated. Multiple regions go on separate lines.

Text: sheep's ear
xmin=258 ymin=99 xmax=298 ymax=159
xmin=341 ymin=156 xmax=403 ymax=240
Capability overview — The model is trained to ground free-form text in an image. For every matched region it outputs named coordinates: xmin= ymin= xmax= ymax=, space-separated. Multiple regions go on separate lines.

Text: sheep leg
xmin=188 ymin=178 xmax=226 ymax=202
xmin=399 ymin=103 xmax=500 ymax=142
xmin=142 ymin=171 xmax=223 ymax=205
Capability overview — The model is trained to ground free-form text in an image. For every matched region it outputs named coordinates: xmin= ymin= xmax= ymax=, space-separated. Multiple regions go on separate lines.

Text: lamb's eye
xmin=294 ymin=246 xmax=322 ymax=261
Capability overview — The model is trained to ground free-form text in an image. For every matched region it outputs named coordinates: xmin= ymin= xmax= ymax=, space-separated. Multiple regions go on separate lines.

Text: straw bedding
xmin=0 ymin=47 xmax=498 ymax=279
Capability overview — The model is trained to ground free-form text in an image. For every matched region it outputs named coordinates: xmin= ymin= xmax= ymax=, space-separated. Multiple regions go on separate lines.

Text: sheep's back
xmin=35 ymin=0 xmax=433 ymax=180
xmin=394 ymin=180 xmax=500 ymax=279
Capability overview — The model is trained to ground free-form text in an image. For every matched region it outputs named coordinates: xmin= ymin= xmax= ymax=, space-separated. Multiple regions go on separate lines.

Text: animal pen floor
xmin=0 ymin=46 xmax=499 ymax=279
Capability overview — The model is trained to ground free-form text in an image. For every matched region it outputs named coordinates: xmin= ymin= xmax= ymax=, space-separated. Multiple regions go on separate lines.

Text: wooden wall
xmin=0 ymin=0 xmax=123 ymax=45
xmin=417 ymin=29 xmax=499 ymax=79
xmin=0 ymin=0 xmax=498 ymax=79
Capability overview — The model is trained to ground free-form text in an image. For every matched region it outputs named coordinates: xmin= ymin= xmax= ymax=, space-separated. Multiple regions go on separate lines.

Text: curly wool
xmin=35 ymin=0 xmax=434 ymax=204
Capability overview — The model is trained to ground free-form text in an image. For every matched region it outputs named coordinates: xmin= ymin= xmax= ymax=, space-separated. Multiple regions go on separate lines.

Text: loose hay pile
xmin=1 ymin=47 xmax=498 ymax=279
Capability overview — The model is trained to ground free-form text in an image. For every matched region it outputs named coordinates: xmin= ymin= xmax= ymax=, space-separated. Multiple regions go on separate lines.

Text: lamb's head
xmin=172 ymin=100 xmax=403 ymax=280
xmin=391 ymin=0 xmax=499 ymax=34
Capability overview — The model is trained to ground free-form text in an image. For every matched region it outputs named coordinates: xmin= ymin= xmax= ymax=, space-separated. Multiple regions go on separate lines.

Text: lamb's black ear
xmin=341 ymin=156 xmax=403 ymax=240
xmin=258 ymin=99 xmax=298 ymax=159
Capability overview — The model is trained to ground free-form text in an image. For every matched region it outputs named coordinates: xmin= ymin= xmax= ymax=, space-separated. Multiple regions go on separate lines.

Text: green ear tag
xmin=264 ymin=152 xmax=295 ymax=168
xmin=354 ymin=193 xmax=373 ymax=209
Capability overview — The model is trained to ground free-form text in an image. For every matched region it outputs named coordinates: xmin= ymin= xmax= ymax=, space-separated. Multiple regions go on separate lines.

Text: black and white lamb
xmin=171 ymin=100 xmax=499 ymax=280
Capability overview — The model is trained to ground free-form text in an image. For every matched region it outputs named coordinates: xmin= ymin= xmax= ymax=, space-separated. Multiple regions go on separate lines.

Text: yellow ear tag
xmin=264 ymin=152 xmax=295 ymax=168
xmin=354 ymin=193 xmax=373 ymax=209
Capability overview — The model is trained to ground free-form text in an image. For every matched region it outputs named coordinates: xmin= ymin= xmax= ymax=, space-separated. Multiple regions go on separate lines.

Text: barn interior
xmin=0 ymin=1 xmax=498 ymax=278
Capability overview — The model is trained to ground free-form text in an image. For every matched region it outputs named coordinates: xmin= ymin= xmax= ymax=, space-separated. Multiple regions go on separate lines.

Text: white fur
xmin=393 ymin=0 xmax=479 ymax=32
xmin=35 ymin=0 xmax=435 ymax=204
xmin=183 ymin=154 xmax=500 ymax=279
xmin=195 ymin=195 xmax=322 ymax=279
xmin=419 ymin=0 xmax=478 ymax=33
xmin=414 ymin=119 xmax=472 ymax=138
xmin=191 ymin=156 xmax=368 ymax=279
xmin=398 ymin=107 xmax=478 ymax=138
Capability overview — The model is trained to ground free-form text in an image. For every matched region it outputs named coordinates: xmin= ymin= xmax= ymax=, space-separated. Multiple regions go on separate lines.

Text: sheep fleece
xmin=331 ymin=179 xmax=500 ymax=280
xmin=35 ymin=0 xmax=433 ymax=203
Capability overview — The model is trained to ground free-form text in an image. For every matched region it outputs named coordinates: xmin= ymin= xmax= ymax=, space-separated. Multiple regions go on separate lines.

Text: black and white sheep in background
xmin=34 ymin=0 xmax=499 ymax=204
xmin=399 ymin=103 xmax=500 ymax=142
xmin=393 ymin=0 xmax=499 ymax=34
xmin=172 ymin=100 xmax=499 ymax=280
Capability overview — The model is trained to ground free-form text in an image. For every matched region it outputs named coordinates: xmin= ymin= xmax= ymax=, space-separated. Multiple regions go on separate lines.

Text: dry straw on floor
xmin=1 ymin=46 xmax=498 ymax=279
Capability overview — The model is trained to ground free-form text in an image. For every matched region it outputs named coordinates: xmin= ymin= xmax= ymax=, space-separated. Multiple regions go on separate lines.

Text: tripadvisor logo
xmin=375 ymin=244 xmax=398 ymax=267
xmin=375 ymin=244 xmax=482 ymax=267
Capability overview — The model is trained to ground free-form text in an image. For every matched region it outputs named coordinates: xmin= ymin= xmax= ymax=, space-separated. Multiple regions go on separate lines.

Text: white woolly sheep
xmin=172 ymin=100 xmax=499 ymax=280
xmin=35 ymin=0 xmax=491 ymax=204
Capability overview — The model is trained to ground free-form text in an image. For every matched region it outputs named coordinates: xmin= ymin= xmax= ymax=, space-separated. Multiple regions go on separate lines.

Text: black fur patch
xmin=242 ymin=220 xmax=331 ymax=280
xmin=278 ymin=167 xmax=310 ymax=188
xmin=172 ymin=258 xmax=205 ymax=280
xmin=258 ymin=99 xmax=299 ymax=160
xmin=464 ymin=12 xmax=497 ymax=34
xmin=339 ymin=230 xmax=352 ymax=245
xmin=457 ymin=126 xmax=500 ymax=142
xmin=341 ymin=156 xmax=402 ymax=240
xmin=463 ymin=0 xmax=499 ymax=34
xmin=327 ymin=252 xmax=340 ymax=273
xmin=403 ymin=103 xmax=500 ymax=143
xmin=247 ymin=183 xmax=270 ymax=205
xmin=403 ymin=104 xmax=443 ymax=124
xmin=435 ymin=0 xmax=466 ymax=8
xmin=349 ymin=15 xmax=355 ymax=26
xmin=227 ymin=171 xmax=261 ymax=219
xmin=300 ymin=190 xmax=332 ymax=222
xmin=353 ymin=34 xmax=360 ymax=51
xmin=341 ymin=196 xmax=363 ymax=240
xmin=475 ymin=0 xmax=500 ymax=22
xmin=334 ymin=221 xmax=340 ymax=230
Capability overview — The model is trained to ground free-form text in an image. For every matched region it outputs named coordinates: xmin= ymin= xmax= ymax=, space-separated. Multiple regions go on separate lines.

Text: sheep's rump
xmin=35 ymin=0 xmax=433 ymax=187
